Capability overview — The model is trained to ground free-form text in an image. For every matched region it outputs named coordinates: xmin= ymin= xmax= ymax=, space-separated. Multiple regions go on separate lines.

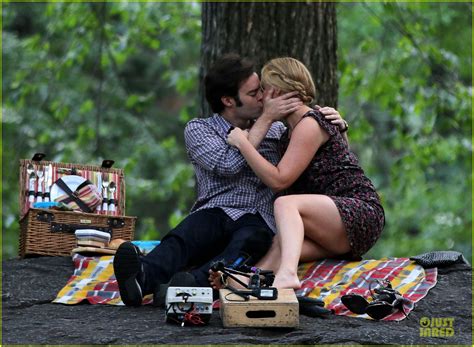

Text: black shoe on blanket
xmin=341 ymin=280 xmax=409 ymax=320
xmin=341 ymin=294 xmax=369 ymax=314
xmin=297 ymin=296 xmax=332 ymax=318
xmin=113 ymin=241 xmax=145 ymax=307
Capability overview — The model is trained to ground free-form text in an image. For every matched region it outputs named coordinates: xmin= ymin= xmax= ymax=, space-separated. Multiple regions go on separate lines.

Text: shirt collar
xmin=213 ymin=114 xmax=234 ymax=135
xmin=213 ymin=113 xmax=256 ymax=133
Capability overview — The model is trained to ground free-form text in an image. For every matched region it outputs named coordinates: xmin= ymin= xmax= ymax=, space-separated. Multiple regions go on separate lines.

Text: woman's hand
xmin=316 ymin=105 xmax=348 ymax=132
xmin=261 ymin=88 xmax=303 ymax=121
xmin=227 ymin=128 xmax=249 ymax=148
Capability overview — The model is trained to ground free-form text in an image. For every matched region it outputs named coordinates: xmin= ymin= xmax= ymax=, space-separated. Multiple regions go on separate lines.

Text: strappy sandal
xmin=365 ymin=300 xmax=396 ymax=320
xmin=367 ymin=280 xmax=408 ymax=319
xmin=341 ymin=293 xmax=370 ymax=314
xmin=341 ymin=280 xmax=409 ymax=320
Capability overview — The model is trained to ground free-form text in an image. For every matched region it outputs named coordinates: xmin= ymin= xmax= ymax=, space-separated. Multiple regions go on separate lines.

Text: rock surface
xmin=2 ymin=256 xmax=472 ymax=345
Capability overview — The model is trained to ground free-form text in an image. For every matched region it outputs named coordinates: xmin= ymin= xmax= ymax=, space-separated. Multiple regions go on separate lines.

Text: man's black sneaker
xmin=113 ymin=241 xmax=145 ymax=307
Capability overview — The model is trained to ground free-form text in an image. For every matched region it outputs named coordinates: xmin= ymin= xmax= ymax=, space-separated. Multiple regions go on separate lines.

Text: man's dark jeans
xmin=140 ymin=208 xmax=273 ymax=292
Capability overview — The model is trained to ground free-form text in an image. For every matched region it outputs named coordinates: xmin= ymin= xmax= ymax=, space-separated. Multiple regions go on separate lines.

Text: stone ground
xmin=1 ymin=256 xmax=472 ymax=345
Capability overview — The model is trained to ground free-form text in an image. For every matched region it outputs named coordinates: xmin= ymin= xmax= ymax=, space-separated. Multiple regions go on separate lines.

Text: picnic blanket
xmin=53 ymin=254 xmax=437 ymax=321
xmin=53 ymin=254 xmax=152 ymax=305
xmin=295 ymin=257 xmax=437 ymax=321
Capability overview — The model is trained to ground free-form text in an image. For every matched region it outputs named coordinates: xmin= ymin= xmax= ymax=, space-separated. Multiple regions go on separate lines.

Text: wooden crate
xmin=18 ymin=159 xmax=135 ymax=257
xmin=219 ymin=289 xmax=299 ymax=328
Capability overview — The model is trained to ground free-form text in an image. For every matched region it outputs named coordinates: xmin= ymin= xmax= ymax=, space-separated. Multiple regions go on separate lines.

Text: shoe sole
xmin=113 ymin=242 xmax=143 ymax=306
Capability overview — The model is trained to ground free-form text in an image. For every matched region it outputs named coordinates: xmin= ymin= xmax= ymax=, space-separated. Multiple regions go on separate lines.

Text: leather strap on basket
xmin=55 ymin=178 xmax=93 ymax=213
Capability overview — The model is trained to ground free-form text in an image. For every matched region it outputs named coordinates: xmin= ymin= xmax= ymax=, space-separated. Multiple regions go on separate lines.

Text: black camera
xmin=209 ymin=260 xmax=278 ymax=301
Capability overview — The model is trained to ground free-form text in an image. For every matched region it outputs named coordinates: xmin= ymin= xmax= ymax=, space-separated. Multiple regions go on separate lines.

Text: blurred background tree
xmin=3 ymin=2 xmax=200 ymax=256
xmin=200 ymin=2 xmax=337 ymax=115
xmin=337 ymin=2 xmax=471 ymax=260
xmin=2 ymin=2 xmax=471 ymax=262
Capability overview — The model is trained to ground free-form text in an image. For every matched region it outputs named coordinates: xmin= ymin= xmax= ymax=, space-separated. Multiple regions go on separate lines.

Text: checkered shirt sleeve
xmin=184 ymin=115 xmax=285 ymax=232
xmin=185 ymin=119 xmax=247 ymax=176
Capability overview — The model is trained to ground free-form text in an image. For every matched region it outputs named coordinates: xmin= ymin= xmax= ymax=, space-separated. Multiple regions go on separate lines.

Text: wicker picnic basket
xmin=19 ymin=159 xmax=136 ymax=257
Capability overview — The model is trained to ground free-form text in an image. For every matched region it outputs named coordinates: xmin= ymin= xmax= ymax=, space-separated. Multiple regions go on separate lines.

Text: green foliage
xmin=337 ymin=2 xmax=471 ymax=261
xmin=2 ymin=2 xmax=201 ymax=257
xmin=2 ymin=3 xmax=471 ymax=264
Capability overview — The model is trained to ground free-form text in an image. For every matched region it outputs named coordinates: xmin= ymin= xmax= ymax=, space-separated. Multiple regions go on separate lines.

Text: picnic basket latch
xmin=107 ymin=217 xmax=125 ymax=228
xmin=50 ymin=222 xmax=113 ymax=235
xmin=36 ymin=211 xmax=55 ymax=223
xmin=50 ymin=223 xmax=75 ymax=233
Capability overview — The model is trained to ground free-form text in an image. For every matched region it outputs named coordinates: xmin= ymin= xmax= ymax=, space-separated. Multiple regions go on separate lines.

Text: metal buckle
xmin=36 ymin=211 xmax=55 ymax=223
xmin=107 ymin=217 xmax=125 ymax=228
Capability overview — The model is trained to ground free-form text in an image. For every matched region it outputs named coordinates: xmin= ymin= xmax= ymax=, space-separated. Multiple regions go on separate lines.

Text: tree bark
xmin=200 ymin=2 xmax=338 ymax=116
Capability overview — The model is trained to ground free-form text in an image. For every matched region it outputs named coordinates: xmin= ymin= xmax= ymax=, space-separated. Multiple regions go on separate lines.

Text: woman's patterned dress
xmin=278 ymin=109 xmax=385 ymax=258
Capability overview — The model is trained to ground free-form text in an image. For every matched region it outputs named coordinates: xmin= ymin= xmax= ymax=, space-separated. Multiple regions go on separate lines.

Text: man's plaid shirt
xmin=184 ymin=114 xmax=285 ymax=233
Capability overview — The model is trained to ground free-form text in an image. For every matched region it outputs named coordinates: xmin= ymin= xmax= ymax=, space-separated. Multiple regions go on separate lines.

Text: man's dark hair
xmin=205 ymin=53 xmax=256 ymax=113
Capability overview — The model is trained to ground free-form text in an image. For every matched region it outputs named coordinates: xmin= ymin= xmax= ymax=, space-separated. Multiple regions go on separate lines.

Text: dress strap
xmin=301 ymin=109 xmax=338 ymax=137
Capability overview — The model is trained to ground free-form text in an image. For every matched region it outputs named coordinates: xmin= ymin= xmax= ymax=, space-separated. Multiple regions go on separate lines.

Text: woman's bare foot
xmin=272 ymin=270 xmax=301 ymax=289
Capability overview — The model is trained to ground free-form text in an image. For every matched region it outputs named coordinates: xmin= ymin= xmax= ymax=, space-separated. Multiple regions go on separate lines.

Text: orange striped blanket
xmin=54 ymin=254 xmax=436 ymax=321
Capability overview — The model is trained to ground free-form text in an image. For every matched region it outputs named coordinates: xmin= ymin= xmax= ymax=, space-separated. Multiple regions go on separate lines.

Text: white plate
xmin=50 ymin=175 xmax=87 ymax=202
xmin=75 ymin=229 xmax=111 ymax=241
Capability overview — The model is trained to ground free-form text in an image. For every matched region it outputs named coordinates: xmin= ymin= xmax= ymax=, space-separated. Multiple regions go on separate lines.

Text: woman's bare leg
xmin=271 ymin=195 xmax=350 ymax=289
xmin=254 ymin=236 xmax=281 ymax=272
xmin=300 ymin=237 xmax=334 ymax=263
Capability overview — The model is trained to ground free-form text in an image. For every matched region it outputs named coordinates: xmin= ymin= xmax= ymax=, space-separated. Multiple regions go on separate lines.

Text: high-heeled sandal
xmin=341 ymin=293 xmax=369 ymax=314
xmin=341 ymin=280 xmax=409 ymax=320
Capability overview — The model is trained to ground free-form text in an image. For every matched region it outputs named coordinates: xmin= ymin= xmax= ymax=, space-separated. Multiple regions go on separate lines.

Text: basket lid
xmin=19 ymin=159 xmax=126 ymax=218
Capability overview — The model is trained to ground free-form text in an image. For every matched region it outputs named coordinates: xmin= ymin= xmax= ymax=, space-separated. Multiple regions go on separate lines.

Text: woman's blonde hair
xmin=261 ymin=57 xmax=316 ymax=105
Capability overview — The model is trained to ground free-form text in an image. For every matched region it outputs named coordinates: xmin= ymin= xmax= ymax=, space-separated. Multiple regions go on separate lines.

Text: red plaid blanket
xmin=54 ymin=254 xmax=436 ymax=321
xmin=296 ymin=257 xmax=437 ymax=321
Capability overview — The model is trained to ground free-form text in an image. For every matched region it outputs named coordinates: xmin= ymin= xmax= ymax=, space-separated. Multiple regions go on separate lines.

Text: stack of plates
xmin=72 ymin=229 xmax=115 ymax=255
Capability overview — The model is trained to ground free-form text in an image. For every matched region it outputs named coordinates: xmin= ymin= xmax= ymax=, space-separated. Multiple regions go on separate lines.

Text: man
xmin=113 ymin=54 xmax=302 ymax=307
xmin=113 ymin=54 xmax=346 ymax=306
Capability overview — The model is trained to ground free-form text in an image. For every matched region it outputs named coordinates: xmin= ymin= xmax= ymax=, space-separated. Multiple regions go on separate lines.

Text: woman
xmin=219 ymin=57 xmax=384 ymax=289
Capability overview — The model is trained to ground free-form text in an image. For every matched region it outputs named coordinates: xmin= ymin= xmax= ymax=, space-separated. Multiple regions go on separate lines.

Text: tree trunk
xmin=200 ymin=2 xmax=338 ymax=116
